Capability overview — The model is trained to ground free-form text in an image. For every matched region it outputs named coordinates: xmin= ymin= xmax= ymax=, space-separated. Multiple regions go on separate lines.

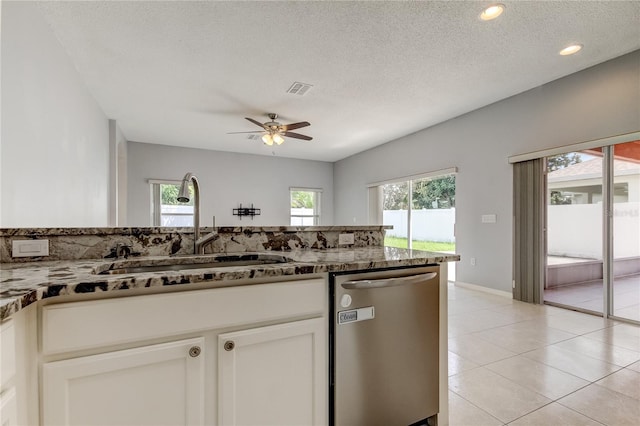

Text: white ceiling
xmin=36 ymin=1 xmax=640 ymax=162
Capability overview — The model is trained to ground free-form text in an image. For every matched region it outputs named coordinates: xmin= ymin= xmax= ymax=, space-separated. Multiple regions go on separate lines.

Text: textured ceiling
xmin=36 ymin=1 xmax=640 ymax=162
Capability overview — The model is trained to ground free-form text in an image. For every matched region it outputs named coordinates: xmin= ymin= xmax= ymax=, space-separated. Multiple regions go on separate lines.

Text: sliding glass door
xmin=543 ymin=140 xmax=640 ymax=323
xmin=612 ymin=142 xmax=640 ymax=322
xmin=381 ymin=174 xmax=456 ymax=253
xmin=380 ymin=172 xmax=457 ymax=281
xmin=544 ymin=151 xmax=604 ymax=313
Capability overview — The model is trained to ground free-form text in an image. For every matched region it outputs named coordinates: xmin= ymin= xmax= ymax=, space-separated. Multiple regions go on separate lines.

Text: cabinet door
xmin=1 ymin=320 xmax=16 ymax=391
xmin=43 ymin=337 xmax=205 ymax=426
xmin=0 ymin=387 xmax=17 ymax=426
xmin=218 ymin=318 xmax=326 ymax=426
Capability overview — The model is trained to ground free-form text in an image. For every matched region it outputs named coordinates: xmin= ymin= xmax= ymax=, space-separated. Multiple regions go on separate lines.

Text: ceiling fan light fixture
xmin=262 ymin=134 xmax=274 ymax=146
xmin=238 ymin=113 xmax=312 ymax=144
xmin=273 ymin=133 xmax=285 ymax=145
xmin=480 ymin=4 xmax=505 ymax=21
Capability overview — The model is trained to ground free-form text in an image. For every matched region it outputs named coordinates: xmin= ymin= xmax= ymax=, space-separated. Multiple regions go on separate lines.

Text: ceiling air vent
xmin=247 ymin=134 xmax=261 ymax=140
xmin=286 ymin=82 xmax=313 ymax=96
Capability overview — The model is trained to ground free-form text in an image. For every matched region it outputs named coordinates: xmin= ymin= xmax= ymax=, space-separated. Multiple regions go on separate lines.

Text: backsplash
xmin=0 ymin=226 xmax=388 ymax=263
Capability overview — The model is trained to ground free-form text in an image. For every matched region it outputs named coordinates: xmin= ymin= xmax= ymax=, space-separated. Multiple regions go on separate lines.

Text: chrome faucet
xmin=178 ymin=172 xmax=218 ymax=254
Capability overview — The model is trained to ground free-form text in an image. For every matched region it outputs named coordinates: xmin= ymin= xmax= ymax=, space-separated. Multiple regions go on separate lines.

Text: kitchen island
xmin=0 ymin=227 xmax=458 ymax=426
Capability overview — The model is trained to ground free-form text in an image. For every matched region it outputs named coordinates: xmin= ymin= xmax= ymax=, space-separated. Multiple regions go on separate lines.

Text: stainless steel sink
xmin=95 ymin=253 xmax=292 ymax=275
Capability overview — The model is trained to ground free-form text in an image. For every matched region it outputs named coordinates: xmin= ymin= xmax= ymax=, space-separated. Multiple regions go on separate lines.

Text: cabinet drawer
xmin=0 ymin=321 xmax=16 ymax=390
xmin=42 ymin=278 xmax=325 ymax=355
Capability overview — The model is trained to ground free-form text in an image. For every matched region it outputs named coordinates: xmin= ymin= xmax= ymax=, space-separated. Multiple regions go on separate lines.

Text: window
xmin=290 ymin=188 xmax=321 ymax=226
xmin=150 ymin=180 xmax=194 ymax=226
xmin=369 ymin=169 xmax=456 ymax=252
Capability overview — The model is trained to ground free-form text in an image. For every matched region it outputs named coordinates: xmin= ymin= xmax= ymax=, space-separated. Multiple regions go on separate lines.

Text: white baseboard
xmin=454 ymin=281 xmax=512 ymax=298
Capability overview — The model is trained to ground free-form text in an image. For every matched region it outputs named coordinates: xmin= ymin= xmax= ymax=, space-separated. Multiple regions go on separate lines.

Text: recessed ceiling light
xmin=559 ymin=44 xmax=583 ymax=56
xmin=480 ymin=4 xmax=505 ymax=21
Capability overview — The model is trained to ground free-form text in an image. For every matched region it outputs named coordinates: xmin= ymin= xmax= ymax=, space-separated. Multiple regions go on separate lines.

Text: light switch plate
xmin=481 ymin=214 xmax=497 ymax=223
xmin=338 ymin=233 xmax=355 ymax=245
xmin=12 ymin=239 xmax=49 ymax=257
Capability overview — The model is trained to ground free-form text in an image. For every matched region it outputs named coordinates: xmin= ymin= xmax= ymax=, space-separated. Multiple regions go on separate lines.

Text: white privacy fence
xmin=548 ymin=202 xmax=639 ymax=259
xmin=384 ymin=209 xmax=456 ymax=243
xmin=160 ymin=205 xmax=194 ymax=227
xmin=385 ymin=203 xmax=639 ymax=255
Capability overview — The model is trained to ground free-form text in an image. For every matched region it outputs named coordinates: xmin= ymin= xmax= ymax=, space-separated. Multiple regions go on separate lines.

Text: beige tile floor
xmin=447 ymin=283 xmax=640 ymax=426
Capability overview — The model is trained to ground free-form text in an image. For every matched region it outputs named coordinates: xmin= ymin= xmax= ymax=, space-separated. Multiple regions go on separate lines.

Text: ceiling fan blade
xmin=282 ymin=121 xmax=310 ymax=131
xmin=283 ymin=131 xmax=313 ymax=141
xmin=245 ymin=117 xmax=267 ymax=129
xmin=227 ymin=131 xmax=264 ymax=134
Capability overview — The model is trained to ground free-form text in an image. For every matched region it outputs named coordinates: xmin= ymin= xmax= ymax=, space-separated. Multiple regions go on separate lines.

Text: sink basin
xmin=95 ymin=253 xmax=292 ymax=275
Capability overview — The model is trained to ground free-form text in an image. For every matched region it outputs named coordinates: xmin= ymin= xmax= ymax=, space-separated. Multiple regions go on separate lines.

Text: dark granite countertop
xmin=0 ymin=247 xmax=459 ymax=321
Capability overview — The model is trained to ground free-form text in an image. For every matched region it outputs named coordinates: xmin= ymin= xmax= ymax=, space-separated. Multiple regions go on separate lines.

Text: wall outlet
xmin=470 ymin=257 xmax=476 ymax=266
xmin=338 ymin=233 xmax=355 ymax=245
xmin=12 ymin=239 xmax=49 ymax=257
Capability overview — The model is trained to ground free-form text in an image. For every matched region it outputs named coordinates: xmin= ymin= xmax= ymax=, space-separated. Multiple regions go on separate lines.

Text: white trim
xmin=150 ymin=183 xmax=160 ymax=226
xmin=367 ymin=186 xmax=383 ymax=225
xmin=108 ymin=120 xmax=118 ymax=226
xmin=367 ymin=167 xmax=458 ymax=187
xmin=454 ymin=281 xmax=513 ymax=298
xmin=289 ymin=186 xmax=323 ymax=193
xmin=148 ymin=178 xmax=184 ymax=185
xmin=508 ymin=131 xmax=640 ymax=164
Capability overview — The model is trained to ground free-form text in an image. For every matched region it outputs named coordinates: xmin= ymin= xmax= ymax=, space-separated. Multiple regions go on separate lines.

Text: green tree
xmin=547 ymin=153 xmax=582 ymax=205
xmin=161 ymin=185 xmax=179 ymax=205
xmin=291 ymin=191 xmax=314 ymax=208
xmin=383 ymin=183 xmax=409 ymax=210
xmin=550 ymin=190 xmax=572 ymax=205
xmin=412 ymin=175 xmax=456 ymax=209
xmin=162 ymin=184 xmax=193 ymax=205
xmin=548 ymin=153 xmax=582 ymax=172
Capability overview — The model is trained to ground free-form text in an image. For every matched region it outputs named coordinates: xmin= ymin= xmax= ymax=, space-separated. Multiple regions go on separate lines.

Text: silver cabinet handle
xmin=341 ymin=272 xmax=437 ymax=289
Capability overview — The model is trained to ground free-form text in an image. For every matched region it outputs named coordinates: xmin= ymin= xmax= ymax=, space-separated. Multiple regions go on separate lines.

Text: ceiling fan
xmin=228 ymin=113 xmax=312 ymax=146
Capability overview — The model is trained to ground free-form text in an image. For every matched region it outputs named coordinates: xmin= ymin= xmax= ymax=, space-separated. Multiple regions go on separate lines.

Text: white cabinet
xmin=218 ymin=318 xmax=326 ymax=426
xmin=39 ymin=278 xmax=327 ymax=426
xmin=42 ymin=337 xmax=205 ymax=426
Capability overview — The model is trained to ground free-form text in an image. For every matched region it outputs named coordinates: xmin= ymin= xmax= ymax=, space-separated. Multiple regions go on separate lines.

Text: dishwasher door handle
xmin=341 ymin=272 xmax=437 ymax=289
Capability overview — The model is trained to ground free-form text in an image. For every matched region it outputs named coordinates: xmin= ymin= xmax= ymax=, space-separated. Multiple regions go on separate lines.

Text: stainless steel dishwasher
xmin=330 ymin=265 xmax=440 ymax=426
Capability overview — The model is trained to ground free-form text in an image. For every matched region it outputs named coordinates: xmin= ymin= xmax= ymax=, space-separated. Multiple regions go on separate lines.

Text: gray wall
xmin=334 ymin=51 xmax=640 ymax=292
xmin=1 ymin=1 xmax=110 ymax=227
xmin=127 ymin=142 xmax=334 ymax=227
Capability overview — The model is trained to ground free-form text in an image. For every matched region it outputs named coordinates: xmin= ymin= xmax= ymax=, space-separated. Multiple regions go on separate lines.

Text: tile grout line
xmin=448 ymin=389 xmax=505 ymax=425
